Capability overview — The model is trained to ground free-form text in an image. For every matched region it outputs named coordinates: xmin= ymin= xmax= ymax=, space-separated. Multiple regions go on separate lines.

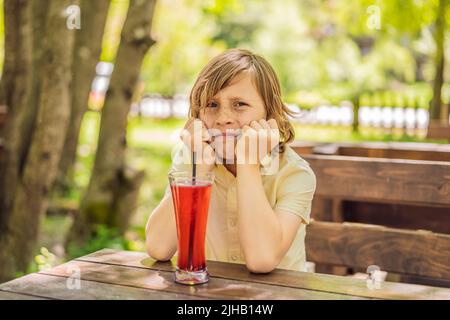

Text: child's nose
xmin=215 ymin=108 xmax=236 ymax=127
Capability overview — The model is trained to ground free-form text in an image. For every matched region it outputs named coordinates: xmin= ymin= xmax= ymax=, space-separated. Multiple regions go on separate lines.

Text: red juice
xmin=170 ymin=182 xmax=212 ymax=272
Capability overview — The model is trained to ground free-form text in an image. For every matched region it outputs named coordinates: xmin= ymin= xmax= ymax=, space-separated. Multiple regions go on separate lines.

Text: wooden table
xmin=1 ymin=248 xmax=449 ymax=300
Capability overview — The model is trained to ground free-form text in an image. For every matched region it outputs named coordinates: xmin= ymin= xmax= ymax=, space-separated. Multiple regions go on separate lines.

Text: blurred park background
xmin=0 ymin=0 xmax=449 ymax=282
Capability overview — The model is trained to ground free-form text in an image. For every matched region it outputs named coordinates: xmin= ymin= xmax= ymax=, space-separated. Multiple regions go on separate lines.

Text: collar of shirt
xmin=213 ymin=153 xmax=278 ymax=187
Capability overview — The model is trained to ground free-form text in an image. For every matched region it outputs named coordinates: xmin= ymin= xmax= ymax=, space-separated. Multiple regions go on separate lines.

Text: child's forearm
xmin=236 ymin=164 xmax=283 ymax=273
xmin=145 ymin=195 xmax=178 ymax=261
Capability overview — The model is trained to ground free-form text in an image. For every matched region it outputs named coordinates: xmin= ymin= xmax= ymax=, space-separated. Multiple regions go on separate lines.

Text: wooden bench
xmin=301 ymin=154 xmax=450 ymax=287
xmin=291 ymin=141 xmax=450 ymax=162
xmin=290 ymin=141 xmax=450 ymax=234
xmin=427 ymin=120 xmax=450 ymax=141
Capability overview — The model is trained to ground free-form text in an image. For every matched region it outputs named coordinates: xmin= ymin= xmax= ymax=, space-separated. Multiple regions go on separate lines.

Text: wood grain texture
xmin=292 ymin=144 xmax=450 ymax=285
xmin=427 ymin=123 xmax=450 ymax=140
xmin=0 ymin=272 xmax=195 ymax=300
xmin=4 ymin=249 xmax=450 ymax=299
xmin=342 ymin=201 xmax=450 ymax=234
xmin=289 ymin=141 xmax=450 ymax=162
xmin=40 ymin=259 xmax=361 ymax=300
xmin=0 ymin=289 xmax=48 ymax=300
xmin=302 ymin=154 xmax=450 ymax=206
xmin=74 ymin=249 xmax=450 ymax=300
xmin=305 ymin=221 xmax=450 ymax=280
xmin=338 ymin=146 xmax=450 ymax=162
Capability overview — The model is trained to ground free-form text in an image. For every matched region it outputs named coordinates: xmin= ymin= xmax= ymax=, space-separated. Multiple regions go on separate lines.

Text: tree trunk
xmin=20 ymin=0 xmax=50 ymax=183
xmin=0 ymin=0 xmax=49 ymax=235
xmin=57 ymin=0 xmax=110 ymax=192
xmin=67 ymin=0 xmax=156 ymax=248
xmin=0 ymin=0 xmax=34 ymax=234
xmin=352 ymin=94 xmax=360 ymax=133
xmin=0 ymin=0 xmax=76 ymax=282
xmin=429 ymin=0 xmax=447 ymax=122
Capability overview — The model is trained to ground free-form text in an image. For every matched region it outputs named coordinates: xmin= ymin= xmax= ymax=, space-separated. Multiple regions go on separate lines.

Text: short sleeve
xmin=273 ymin=164 xmax=316 ymax=224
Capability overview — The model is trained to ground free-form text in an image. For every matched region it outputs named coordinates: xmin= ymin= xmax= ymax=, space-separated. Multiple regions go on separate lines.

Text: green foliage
xmin=92 ymin=0 xmax=449 ymax=108
xmin=34 ymin=247 xmax=57 ymax=271
xmin=333 ymin=0 xmax=438 ymax=36
xmin=130 ymin=0 xmax=446 ymax=105
xmin=202 ymin=0 xmax=259 ymax=48
xmin=66 ymin=225 xmax=147 ymax=260
xmin=140 ymin=0 xmax=226 ymax=96
xmin=67 ymin=224 xmax=127 ymax=259
xmin=19 ymin=247 xmax=59 ymax=278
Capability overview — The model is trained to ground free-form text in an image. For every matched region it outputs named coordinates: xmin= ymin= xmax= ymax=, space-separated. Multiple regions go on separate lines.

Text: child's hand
xmin=179 ymin=118 xmax=216 ymax=172
xmin=235 ymin=119 xmax=280 ymax=166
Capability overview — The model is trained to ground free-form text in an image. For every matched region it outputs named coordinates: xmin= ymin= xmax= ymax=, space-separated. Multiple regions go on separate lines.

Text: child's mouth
xmin=210 ymin=130 xmax=242 ymax=139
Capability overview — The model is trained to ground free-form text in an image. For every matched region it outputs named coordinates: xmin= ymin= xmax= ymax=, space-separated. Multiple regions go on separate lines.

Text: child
xmin=146 ymin=48 xmax=316 ymax=273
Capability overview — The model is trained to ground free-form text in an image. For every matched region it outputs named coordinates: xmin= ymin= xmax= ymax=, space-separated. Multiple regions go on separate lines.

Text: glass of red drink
xmin=169 ymin=171 xmax=213 ymax=285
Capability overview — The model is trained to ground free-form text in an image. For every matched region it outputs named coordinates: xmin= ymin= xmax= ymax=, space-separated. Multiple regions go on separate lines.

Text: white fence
xmin=134 ymin=94 xmax=432 ymax=130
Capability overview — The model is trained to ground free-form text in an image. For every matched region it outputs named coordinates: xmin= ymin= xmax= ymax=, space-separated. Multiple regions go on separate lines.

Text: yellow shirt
xmin=165 ymin=144 xmax=316 ymax=272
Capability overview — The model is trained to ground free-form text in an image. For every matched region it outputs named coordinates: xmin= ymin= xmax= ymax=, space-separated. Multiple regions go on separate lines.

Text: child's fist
xmin=235 ymin=119 xmax=280 ymax=165
xmin=179 ymin=118 xmax=216 ymax=170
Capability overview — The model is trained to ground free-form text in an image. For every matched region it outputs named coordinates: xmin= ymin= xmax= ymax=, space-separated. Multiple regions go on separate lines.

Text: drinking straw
xmin=192 ymin=151 xmax=197 ymax=185
xmin=189 ymin=151 xmax=197 ymax=271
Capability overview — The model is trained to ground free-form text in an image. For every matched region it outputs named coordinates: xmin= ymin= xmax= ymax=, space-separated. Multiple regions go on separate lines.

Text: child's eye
xmin=207 ymin=101 xmax=218 ymax=108
xmin=234 ymin=101 xmax=248 ymax=108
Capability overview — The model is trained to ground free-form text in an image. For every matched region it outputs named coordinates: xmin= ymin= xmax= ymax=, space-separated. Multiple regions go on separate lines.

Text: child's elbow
xmin=146 ymin=240 xmax=174 ymax=262
xmin=245 ymin=257 xmax=277 ymax=274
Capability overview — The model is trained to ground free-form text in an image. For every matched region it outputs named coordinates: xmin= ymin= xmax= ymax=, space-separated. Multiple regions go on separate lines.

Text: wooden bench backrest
xmin=305 ymin=221 xmax=450 ymax=280
xmin=301 ymin=154 xmax=450 ymax=206
xmin=290 ymin=141 xmax=450 ymax=162
xmin=298 ymin=153 xmax=450 ymax=281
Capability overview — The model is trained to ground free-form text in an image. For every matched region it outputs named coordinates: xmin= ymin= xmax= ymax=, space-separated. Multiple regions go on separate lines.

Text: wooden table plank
xmin=40 ymin=260 xmax=366 ymax=300
xmin=0 ymin=289 xmax=48 ymax=300
xmin=4 ymin=249 xmax=449 ymax=300
xmin=0 ymin=273 xmax=196 ymax=300
xmin=76 ymin=249 xmax=450 ymax=300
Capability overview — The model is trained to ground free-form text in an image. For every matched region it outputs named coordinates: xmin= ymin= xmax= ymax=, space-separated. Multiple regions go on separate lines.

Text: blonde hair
xmin=189 ymin=48 xmax=295 ymax=153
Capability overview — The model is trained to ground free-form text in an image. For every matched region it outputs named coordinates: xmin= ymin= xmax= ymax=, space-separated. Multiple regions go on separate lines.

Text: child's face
xmin=199 ymin=72 xmax=267 ymax=161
